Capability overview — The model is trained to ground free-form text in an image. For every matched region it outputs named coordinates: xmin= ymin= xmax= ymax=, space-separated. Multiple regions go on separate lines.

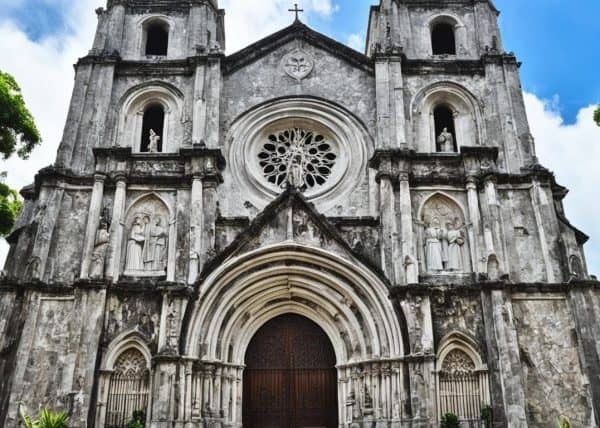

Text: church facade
xmin=0 ymin=0 xmax=599 ymax=427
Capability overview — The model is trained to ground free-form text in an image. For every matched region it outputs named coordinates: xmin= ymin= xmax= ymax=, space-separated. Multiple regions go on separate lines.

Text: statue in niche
xmin=125 ymin=213 xmax=168 ymax=276
xmin=148 ymin=129 xmax=161 ymax=153
xmin=445 ymin=218 xmax=465 ymax=271
xmin=437 ymin=127 xmax=455 ymax=152
xmin=144 ymin=216 xmax=168 ymax=271
xmin=424 ymin=217 xmax=445 ymax=272
xmin=90 ymin=219 xmax=110 ymax=279
xmin=125 ymin=215 xmax=147 ymax=272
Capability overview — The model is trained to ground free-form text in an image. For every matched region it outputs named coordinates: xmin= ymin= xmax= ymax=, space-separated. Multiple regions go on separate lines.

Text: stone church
xmin=1 ymin=0 xmax=599 ymax=426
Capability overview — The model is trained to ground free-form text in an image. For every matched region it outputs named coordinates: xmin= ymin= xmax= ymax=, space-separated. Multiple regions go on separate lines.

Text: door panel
xmin=243 ymin=314 xmax=338 ymax=428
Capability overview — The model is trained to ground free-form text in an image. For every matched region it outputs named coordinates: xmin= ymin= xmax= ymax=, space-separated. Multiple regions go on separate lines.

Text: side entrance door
xmin=243 ymin=314 xmax=338 ymax=428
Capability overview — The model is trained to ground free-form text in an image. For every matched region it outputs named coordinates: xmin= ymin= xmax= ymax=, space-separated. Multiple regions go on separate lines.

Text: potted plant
xmin=21 ymin=408 xmax=69 ymax=428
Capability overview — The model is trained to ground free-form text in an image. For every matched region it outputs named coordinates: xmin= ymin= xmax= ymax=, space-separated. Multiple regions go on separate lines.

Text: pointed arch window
xmin=145 ymin=22 xmax=169 ymax=56
xmin=105 ymin=348 xmax=150 ymax=428
xmin=437 ymin=340 xmax=491 ymax=424
xmin=432 ymin=23 xmax=456 ymax=55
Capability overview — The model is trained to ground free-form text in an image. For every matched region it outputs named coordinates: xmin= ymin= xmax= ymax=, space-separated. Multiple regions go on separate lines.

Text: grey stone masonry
xmin=0 ymin=0 xmax=598 ymax=427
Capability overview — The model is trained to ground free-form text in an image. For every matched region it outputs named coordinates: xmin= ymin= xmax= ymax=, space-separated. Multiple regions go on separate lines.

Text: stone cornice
xmin=106 ymin=0 xmax=219 ymax=14
xmin=389 ymin=279 xmax=600 ymax=299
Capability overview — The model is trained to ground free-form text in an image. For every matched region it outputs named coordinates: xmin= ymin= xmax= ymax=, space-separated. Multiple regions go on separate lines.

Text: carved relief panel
xmin=418 ymin=194 xmax=472 ymax=275
xmin=121 ymin=194 xmax=171 ymax=278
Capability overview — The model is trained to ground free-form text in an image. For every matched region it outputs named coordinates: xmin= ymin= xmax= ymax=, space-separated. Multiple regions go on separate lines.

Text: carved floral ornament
xmin=281 ymin=48 xmax=315 ymax=81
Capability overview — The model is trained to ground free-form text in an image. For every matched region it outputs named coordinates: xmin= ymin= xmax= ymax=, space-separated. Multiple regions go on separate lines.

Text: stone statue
xmin=287 ymin=151 xmax=305 ymax=189
xmin=446 ymin=218 xmax=465 ymax=271
xmin=144 ymin=216 xmax=168 ymax=272
xmin=125 ymin=215 xmax=147 ymax=272
xmin=90 ymin=219 xmax=110 ymax=279
xmin=148 ymin=129 xmax=161 ymax=153
xmin=437 ymin=127 xmax=455 ymax=152
xmin=424 ymin=217 xmax=445 ymax=272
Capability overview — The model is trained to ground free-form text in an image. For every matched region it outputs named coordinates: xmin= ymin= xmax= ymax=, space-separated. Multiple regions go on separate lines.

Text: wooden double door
xmin=243 ymin=314 xmax=338 ymax=428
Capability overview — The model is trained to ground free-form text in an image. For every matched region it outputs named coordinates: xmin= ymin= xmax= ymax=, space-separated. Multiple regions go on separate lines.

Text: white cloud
xmin=524 ymin=93 xmax=600 ymax=276
xmin=347 ymin=32 xmax=364 ymax=51
xmin=0 ymin=2 xmax=598 ymax=278
xmin=221 ymin=0 xmax=339 ymax=53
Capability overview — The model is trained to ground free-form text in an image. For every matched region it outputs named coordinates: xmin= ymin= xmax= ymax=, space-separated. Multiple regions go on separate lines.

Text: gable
xmin=199 ymin=189 xmax=388 ymax=286
xmin=221 ymin=25 xmax=377 ymax=144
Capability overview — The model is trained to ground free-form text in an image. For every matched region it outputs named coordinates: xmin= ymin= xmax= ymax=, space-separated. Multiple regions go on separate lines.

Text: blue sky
xmin=0 ymin=0 xmax=599 ymax=275
xmin=3 ymin=0 xmax=599 ymax=122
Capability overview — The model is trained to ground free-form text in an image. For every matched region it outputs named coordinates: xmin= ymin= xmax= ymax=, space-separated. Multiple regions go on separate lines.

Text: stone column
xmin=481 ymin=290 xmax=528 ymax=427
xmin=483 ymin=175 xmax=509 ymax=276
xmin=466 ymin=176 xmax=483 ymax=274
xmin=530 ymin=179 xmax=556 ymax=283
xmin=378 ymin=159 xmax=398 ymax=282
xmin=80 ymin=174 xmax=106 ymax=279
xmin=106 ymin=174 xmax=127 ymax=281
xmin=188 ymin=176 xmax=203 ymax=284
xmin=398 ymin=171 xmax=417 ymax=284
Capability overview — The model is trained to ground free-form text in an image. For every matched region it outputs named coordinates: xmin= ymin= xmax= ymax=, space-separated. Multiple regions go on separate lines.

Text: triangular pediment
xmin=199 ymin=188 xmax=387 ymax=284
xmin=222 ymin=20 xmax=374 ymax=76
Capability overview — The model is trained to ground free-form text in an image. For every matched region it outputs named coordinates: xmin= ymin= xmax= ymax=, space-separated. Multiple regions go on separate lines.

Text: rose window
xmin=257 ymin=128 xmax=337 ymax=189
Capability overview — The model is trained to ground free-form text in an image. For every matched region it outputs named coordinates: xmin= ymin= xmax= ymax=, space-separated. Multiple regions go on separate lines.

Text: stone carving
xmin=446 ymin=218 xmax=466 ymax=271
xmin=437 ymin=127 xmax=455 ymax=152
xmin=258 ymin=128 xmax=337 ymax=190
xmin=281 ymin=48 xmax=314 ymax=81
xmin=442 ymin=349 xmax=476 ymax=373
xmin=424 ymin=217 xmax=445 ymax=272
xmin=125 ymin=214 xmax=167 ymax=276
xmin=114 ymin=348 xmax=148 ymax=377
xmin=148 ymin=129 xmax=161 ymax=153
xmin=90 ymin=218 xmax=110 ymax=279
xmin=123 ymin=196 xmax=170 ymax=277
xmin=422 ymin=195 xmax=469 ymax=274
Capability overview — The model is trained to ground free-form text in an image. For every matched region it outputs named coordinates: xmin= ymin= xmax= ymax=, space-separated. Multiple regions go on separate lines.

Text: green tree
xmin=0 ymin=70 xmax=42 ymax=236
xmin=594 ymin=105 xmax=600 ymax=126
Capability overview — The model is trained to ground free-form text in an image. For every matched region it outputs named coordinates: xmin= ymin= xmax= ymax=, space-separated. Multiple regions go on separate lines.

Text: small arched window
xmin=434 ymin=105 xmax=457 ymax=152
xmin=145 ymin=22 xmax=169 ymax=56
xmin=141 ymin=104 xmax=165 ymax=152
xmin=432 ymin=23 xmax=456 ymax=55
xmin=438 ymin=347 xmax=490 ymax=423
xmin=106 ymin=348 xmax=150 ymax=427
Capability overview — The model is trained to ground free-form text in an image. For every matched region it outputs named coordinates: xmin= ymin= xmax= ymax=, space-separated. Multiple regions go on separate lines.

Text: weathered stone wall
xmin=513 ymin=295 xmax=593 ymax=427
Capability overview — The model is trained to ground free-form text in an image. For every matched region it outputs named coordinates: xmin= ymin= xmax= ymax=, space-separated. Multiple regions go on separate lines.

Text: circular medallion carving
xmin=281 ymin=48 xmax=314 ymax=81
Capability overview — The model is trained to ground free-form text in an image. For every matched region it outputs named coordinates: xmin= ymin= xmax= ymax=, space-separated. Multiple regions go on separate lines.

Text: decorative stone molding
xmin=183 ymin=244 xmax=406 ymax=426
xmin=226 ymin=98 xmax=372 ymax=210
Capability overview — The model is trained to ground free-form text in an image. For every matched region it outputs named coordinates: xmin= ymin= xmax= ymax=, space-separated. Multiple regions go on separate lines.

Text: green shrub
xmin=441 ymin=412 xmax=460 ymax=428
xmin=21 ymin=408 xmax=69 ymax=428
xmin=557 ymin=416 xmax=571 ymax=428
xmin=126 ymin=409 xmax=146 ymax=428
xmin=481 ymin=405 xmax=493 ymax=428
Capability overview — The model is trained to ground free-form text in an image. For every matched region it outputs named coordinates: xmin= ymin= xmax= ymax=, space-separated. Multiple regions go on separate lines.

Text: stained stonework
xmin=0 ymin=0 xmax=599 ymax=427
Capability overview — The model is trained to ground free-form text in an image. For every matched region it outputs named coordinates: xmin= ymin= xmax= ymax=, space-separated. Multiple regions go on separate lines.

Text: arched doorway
xmin=243 ymin=314 xmax=338 ymax=428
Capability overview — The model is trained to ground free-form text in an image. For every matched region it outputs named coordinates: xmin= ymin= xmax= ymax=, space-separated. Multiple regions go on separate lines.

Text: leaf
xmin=0 ymin=70 xmax=42 ymax=159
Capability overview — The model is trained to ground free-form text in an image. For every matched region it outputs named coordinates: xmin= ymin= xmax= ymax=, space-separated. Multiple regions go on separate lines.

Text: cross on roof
xmin=288 ymin=3 xmax=304 ymax=22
